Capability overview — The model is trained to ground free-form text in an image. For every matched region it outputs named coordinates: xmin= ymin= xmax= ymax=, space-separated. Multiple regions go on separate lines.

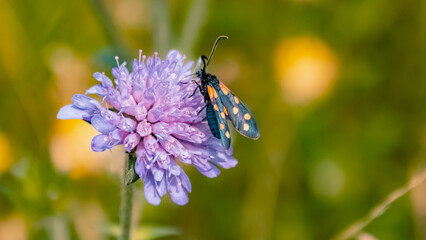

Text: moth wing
xmin=206 ymin=103 xmax=220 ymax=139
xmin=214 ymin=82 xmax=260 ymax=139
xmin=207 ymin=85 xmax=232 ymax=149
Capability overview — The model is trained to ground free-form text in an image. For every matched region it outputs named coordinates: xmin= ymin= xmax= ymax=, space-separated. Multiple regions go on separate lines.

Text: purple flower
xmin=57 ymin=50 xmax=237 ymax=205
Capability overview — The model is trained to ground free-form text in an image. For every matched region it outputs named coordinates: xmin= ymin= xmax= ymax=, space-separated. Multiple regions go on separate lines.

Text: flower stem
xmin=333 ymin=168 xmax=426 ymax=240
xmin=120 ymin=154 xmax=135 ymax=240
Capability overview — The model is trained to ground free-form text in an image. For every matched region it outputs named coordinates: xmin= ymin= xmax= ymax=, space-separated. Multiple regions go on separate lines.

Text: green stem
xmin=333 ymin=168 xmax=426 ymax=240
xmin=120 ymin=154 xmax=135 ymax=240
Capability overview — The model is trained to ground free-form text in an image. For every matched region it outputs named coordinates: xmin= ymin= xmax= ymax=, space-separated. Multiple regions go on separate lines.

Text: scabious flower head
xmin=57 ymin=50 xmax=237 ymax=205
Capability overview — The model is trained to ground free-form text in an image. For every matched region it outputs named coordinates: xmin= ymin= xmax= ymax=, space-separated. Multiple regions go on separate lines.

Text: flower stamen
xmin=115 ymin=56 xmax=120 ymax=67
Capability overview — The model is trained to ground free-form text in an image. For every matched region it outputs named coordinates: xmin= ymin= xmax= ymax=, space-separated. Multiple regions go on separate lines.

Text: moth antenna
xmin=205 ymin=35 xmax=229 ymax=67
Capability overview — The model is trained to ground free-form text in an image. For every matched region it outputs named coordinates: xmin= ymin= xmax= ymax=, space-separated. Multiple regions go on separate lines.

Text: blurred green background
xmin=1 ymin=0 xmax=426 ymax=239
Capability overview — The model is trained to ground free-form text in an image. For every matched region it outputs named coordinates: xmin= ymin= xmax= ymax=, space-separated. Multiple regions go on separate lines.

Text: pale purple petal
xmin=157 ymin=176 xmax=167 ymax=196
xmin=118 ymin=117 xmax=137 ymax=132
xmin=151 ymin=164 xmax=164 ymax=182
xmin=91 ymin=134 xmax=111 ymax=152
xmin=143 ymin=135 xmax=159 ymax=156
xmin=86 ymin=84 xmax=108 ymax=96
xmin=143 ymin=173 xmax=161 ymax=205
xmin=123 ymin=133 xmax=140 ymax=152
xmin=167 ymin=175 xmax=188 ymax=205
xmin=93 ymin=72 xmax=114 ymax=88
xmin=180 ymin=170 xmax=191 ymax=192
xmin=57 ymin=105 xmax=89 ymax=120
xmin=136 ymin=119 xmax=152 ymax=137
xmin=91 ymin=114 xmax=116 ymax=134
xmin=193 ymin=160 xmax=221 ymax=178
xmin=134 ymin=104 xmax=147 ymax=121
xmin=110 ymin=129 xmax=128 ymax=145
xmin=147 ymin=105 xmax=164 ymax=122
xmin=72 ymin=94 xmax=98 ymax=110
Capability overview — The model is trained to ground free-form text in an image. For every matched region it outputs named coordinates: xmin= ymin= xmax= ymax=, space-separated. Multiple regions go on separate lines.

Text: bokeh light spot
xmin=0 ymin=133 xmax=14 ymax=175
xmin=47 ymin=46 xmax=90 ymax=104
xmin=0 ymin=215 xmax=27 ymax=240
xmin=49 ymin=119 xmax=124 ymax=178
xmin=310 ymin=159 xmax=345 ymax=199
xmin=274 ymin=37 xmax=338 ymax=105
xmin=70 ymin=201 xmax=106 ymax=240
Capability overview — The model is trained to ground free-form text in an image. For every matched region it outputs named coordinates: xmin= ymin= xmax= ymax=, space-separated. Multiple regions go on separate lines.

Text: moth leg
xmin=196 ymin=104 xmax=207 ymax=115
xmin=188 ymin=80 xmax=201 ymax=98
xmin=190 ymin=104 xmax=207 ymax=126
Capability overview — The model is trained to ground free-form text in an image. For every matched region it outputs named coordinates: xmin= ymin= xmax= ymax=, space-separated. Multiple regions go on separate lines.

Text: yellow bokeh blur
xmin=0 ymin=215 xmax=27 ymax=240
xmin=70 ymin=201 xmax=106 ymax=240
xmin=48 ymin=46 xmax=91 ymax=104
xmin=274 ymin=37 xmax=338 ymax=105
xmin=0 ymin=133 xmax=14 ymax=174
xmin=50 ymin=119 xmax=125 ymax=179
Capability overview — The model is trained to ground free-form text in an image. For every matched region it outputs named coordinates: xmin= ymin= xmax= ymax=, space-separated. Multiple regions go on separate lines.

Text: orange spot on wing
xmin=214 ymin=104 xmax=219 ymax=111
xmin=234 ymin=96 xmax=239 ymax=104
xmin=220 ymin=82 xmax=229 ymax=95
xmin=207 ymin=86 xmax=214 ymax=97
xmin=208 ymin=85 xmax=218 ymax=98
xmin=233 ymin=107 xmax=239 ymax=114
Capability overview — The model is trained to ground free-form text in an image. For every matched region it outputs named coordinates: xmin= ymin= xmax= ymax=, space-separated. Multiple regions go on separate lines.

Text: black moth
xmin=191 ymin=35 xmax=260 ymax=149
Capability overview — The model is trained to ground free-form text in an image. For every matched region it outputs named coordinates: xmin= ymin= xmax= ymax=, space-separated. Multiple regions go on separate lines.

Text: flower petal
xmin=136 ymin=119 xmax=152 ymax=137
xmin=91 ymin=134 xmax=111 ymax=152
xmin=134 ymin=104 xmax=147 ymax=121
xmin=179 ymin=171 xmax=191 ymax=193
xmin=91 ymin=114 xmax=116 ymax=134
xmin=152 ymin=164 xmax=164 ymax=182
xmin=85 ymin=84 xmax=108 ymax=96
xmin=157 ymin=176 xmax=167 ymax=196
xmin=57 ymin=105 xmax=88 ymax=120
xmin=93 ymin=72 xmax=114 ymax=88
xmin=123 ymin=133 xmax=140 ymax=152
xmin=72 ymin=94 xmax=98 ymax=110
xmin=147 ymin=105 xmax=164 ymax=123
xmin=118 ymin=117 xmax=137 ymax=132
xmin=143 ymin=173 xmax=161 ymax=205
xmin=193 ymin=160 xmax=221 ymax=178
xmin=167 ymin=175 xmax=188 ymax=205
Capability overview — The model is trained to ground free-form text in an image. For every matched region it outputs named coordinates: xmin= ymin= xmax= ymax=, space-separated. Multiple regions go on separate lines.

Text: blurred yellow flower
xmin=0 ymin=215 xmax=27 ymax=240
xmin=108 ymin=0 xmax=148 ymax=28
xmin=274 ymin=37 xmax=338 ymax=105
xmin=70 ymin=201 xmax=106 ymax=240
xmin=0 ymin=133 xmax=13 ymax=175
xmin=48 ymin=46 xmax=91 ymax=104
xmin=49 ymin=119 xmax=124 ymax=179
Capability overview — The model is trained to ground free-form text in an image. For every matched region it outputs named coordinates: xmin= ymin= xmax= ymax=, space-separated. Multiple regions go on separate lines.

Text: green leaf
xmin=125 ymin=153 xmax=139 ymax=185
